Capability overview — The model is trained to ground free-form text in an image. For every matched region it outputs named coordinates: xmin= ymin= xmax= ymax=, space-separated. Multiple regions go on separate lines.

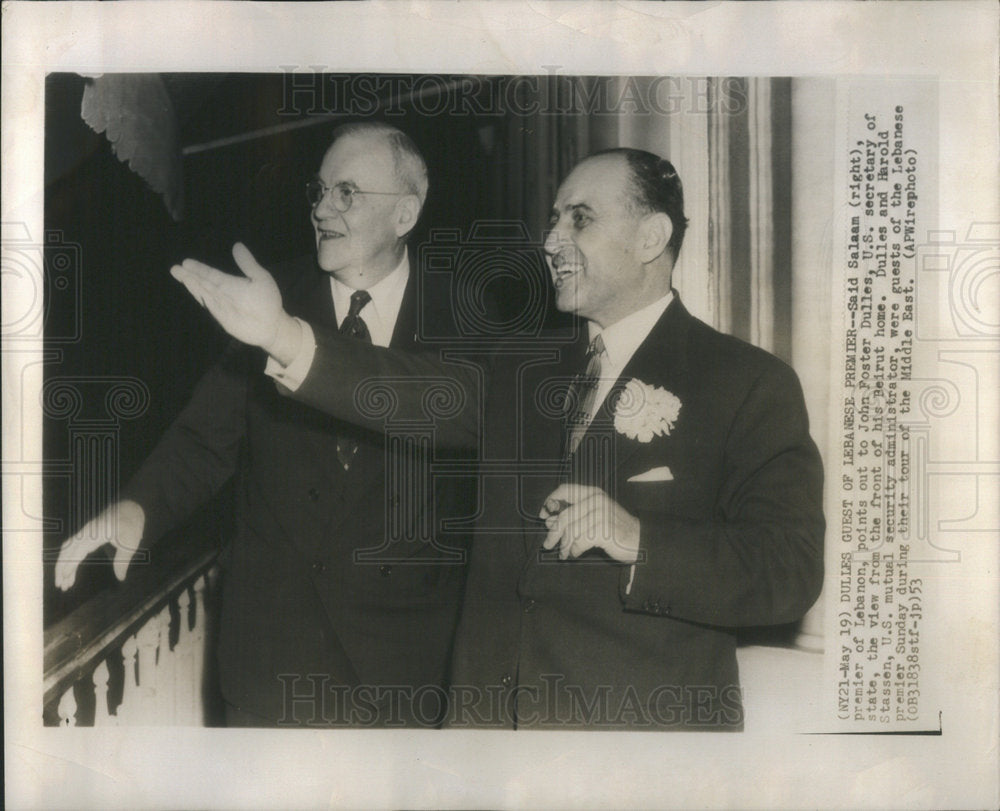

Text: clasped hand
xmin=540 ymin=484 xmax=640 ymax=563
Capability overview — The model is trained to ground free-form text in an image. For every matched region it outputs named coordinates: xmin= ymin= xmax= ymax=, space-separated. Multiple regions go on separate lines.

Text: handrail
xmin=43 ymin=532 xmax=219 ymax=713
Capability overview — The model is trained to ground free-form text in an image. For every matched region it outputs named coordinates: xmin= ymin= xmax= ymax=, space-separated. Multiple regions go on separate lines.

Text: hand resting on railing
xmin=54 ymin=500 xmax=145 ymax=590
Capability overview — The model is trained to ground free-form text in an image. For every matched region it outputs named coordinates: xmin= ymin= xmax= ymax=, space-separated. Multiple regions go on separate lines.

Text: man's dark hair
xmin=594 ymin=147 xmax=689 ymax=261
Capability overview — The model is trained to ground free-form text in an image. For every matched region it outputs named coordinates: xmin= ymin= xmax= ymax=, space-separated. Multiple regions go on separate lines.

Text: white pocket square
xmin=627 ymin=466 xmax=674 ymax=483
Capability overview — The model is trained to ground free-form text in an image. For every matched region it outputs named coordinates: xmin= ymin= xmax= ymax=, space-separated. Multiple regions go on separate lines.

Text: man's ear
xmin=394 ymin=195 xmax=422 ymax=239
xmin=635 ymin=212 xmax=673 ymax=264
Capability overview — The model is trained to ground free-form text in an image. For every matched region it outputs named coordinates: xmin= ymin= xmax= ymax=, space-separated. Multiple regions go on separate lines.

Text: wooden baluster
xmin=92 ymin=660 xmax=112 ymax=726
xmin=135 ymin=612 xmax=160 ymax=723
xmin=153 ymin=605 xmax=175 ymax=724
xmin=43 ymin=550 xmax=219 ymax=729
xmin=174 ymin=588 xmax=195 ymax=724
xmin=191 ymin=575 xmax=208 ymax=725
xmin=57 ymin=685 xmax=77 ymax=727
xmin=177 ymin=587 xmax=192 ymax=643
xmin=118 ymin=635 xmax=138 ymax=725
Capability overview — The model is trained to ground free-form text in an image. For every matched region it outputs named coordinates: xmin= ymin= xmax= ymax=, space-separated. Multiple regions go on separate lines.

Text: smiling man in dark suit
xmin=55 ymin=121 xmax=471 ymax=727
xmin=174 ymin=147 xmax=825 ymax=730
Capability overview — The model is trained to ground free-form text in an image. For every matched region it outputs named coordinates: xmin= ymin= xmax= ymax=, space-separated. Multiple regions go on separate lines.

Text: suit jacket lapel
xmin=519 ymin=298 xmax=691 ymax=574
xmin=287 ymin=260 xmax=338 ymax=329
xmin=388 ymin=267 xmax=418 ymax=350
xmin=323 ymin=262 xmax=421 ymax=541
xmin=516 ymin=325 xmax=593 ymax=564
xmin=280 ymin=262 xmax=351 ymax=489
xmin=559 ymin=295 xmax=691 ymax=487
xmin=277 ymin=255 xmax=407 ymax=535
xmin=517 ymin=330 xmax=587 ymax=558
xmin=604 ymin=296 xmax=691 ymax=481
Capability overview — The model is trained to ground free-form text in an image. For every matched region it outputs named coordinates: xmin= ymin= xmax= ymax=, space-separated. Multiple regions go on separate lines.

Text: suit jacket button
xmin=523 ymin=599 xmax=536 ymax=613
xmin=378 ymin=564 xmax=392 ymax=577
xmin=311 ymin=560 xmax=326 ymax=574
xmin=500 ymin=674 xmax=512 ymax=687
xmin=308 ymin=487 xmax=320 ymax=502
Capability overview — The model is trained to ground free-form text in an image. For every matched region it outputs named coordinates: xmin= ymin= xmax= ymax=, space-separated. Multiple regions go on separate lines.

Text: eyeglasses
xmin=305 ymin=180 xmax=404 ymax=212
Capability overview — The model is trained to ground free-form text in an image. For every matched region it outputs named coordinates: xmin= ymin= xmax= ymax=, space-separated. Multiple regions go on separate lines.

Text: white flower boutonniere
xmin=613 ymin=379 xmax=682 ymax=443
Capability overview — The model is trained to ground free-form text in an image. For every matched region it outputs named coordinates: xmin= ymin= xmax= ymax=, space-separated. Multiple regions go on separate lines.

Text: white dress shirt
xmin=586 ymin=289 xmax=674 ymax=426
xmin=266 ymin=249 xmax=410 ymax=389
xmin=584 ymin=289 xmax=674 ymax=594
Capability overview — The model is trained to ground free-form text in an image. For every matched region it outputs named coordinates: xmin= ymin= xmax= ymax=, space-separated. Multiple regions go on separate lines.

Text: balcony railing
xmin=43 ymin=533 xmax=221 ymax=727
xmin=42 ymin=530 xmax=823 ymax=729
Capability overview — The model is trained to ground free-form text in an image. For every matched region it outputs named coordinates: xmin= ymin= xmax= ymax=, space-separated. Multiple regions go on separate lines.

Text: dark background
xmin=42 ymin=73 xmax=557 ymax=625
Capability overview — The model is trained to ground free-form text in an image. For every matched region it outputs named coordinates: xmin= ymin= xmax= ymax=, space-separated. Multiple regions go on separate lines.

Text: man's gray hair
xmin=330 ymin=121 xmax=429 ymax=207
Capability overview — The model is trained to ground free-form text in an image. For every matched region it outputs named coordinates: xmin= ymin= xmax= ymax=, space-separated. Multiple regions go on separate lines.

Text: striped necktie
xmin=564 ymin=333 xmax=605 ymax=458
xmin=336 ymin=290 xmax=372 ymax=470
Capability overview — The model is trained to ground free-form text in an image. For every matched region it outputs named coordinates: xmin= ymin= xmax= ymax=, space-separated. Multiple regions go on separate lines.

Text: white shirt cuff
xmin=264 ymin=318 xmax=316 ymax=392
xmin=625 ymin=563 xmax=636 ymax=595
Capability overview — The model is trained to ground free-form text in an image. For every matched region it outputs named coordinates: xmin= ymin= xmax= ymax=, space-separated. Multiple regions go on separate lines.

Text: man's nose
xmin=543 ymin=225 xmax=564 ymax=256
xmin=313 ymin=188 xmax=338 ymax=219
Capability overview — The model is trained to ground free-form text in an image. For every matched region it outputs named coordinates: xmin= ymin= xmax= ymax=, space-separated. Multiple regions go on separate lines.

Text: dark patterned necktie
xmin=336 ymin=290 xmax=372 ymax=470
xmin=563 ymin=333 xmax=605 ymax=458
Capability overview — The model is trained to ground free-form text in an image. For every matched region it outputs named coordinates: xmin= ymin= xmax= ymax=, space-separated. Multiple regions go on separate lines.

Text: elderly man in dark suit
xmin=174 ymin=147 xmax=825 ymax=730
xmin=55 ymin=121 xmax=471 ymax=727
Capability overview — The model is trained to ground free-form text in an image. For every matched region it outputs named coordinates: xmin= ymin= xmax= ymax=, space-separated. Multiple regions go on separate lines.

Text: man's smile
xmin=550 ymin=252 xmax=585 ymax=287
xmin=316 ymin=225 xmax=346 ymax=241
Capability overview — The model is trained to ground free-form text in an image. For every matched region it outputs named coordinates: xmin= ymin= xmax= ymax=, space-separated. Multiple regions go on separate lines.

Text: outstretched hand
xmin=171 ymin=243 xmax=301 ymax=363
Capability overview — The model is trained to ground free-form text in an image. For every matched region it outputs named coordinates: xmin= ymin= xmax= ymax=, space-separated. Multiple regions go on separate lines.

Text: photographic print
xmin=4 ymin=3 xmax=998 ymax=809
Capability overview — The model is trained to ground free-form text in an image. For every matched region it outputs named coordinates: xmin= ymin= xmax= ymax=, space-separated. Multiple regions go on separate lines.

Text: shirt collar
xmin=329 ymin=248 xmax=410 ymax=328
xmin=588 ymin=289 xmax=674 ymax=370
